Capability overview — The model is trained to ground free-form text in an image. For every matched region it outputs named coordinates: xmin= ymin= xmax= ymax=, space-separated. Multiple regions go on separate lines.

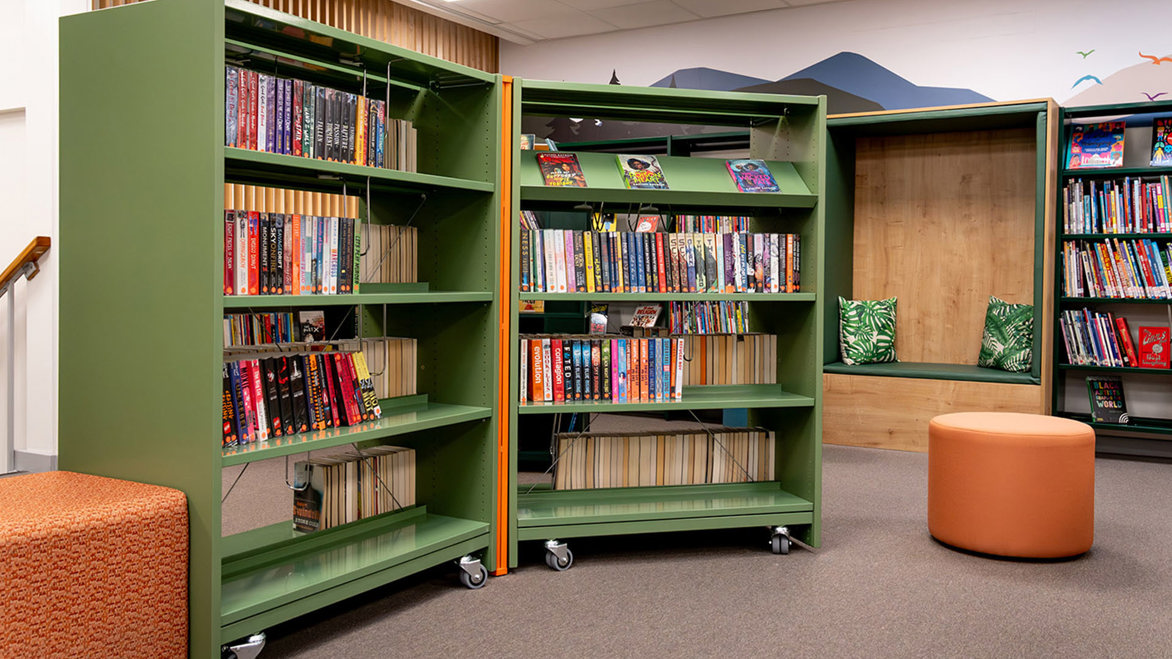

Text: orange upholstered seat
xmin=928 ymin=412 xmax=1095 ymax=559
xmin=0 ymin=471 xmax=188 ymax=657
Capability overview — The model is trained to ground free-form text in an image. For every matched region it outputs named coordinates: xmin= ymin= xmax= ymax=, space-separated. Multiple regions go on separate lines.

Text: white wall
xmin=0 ymin=0 xmax=89 ymax=468
xmin=501 ymin=0 xmax=1171 ymax=108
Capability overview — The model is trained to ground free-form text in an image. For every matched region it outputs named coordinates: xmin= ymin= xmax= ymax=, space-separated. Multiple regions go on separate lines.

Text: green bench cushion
xmin=823 ymin=361 xmax=1040 ymax=385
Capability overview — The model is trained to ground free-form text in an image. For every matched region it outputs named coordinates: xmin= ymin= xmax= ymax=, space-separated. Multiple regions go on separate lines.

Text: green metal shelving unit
xmin=1052 ymin=100 xmax=1172 ymax=447
xmin=58 ymin=2 xmax=499 ymax=656
xmin=507 ymin=79 xmax=826 ymax=568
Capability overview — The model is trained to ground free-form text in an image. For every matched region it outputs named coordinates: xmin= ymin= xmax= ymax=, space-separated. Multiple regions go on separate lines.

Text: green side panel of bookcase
xmin=822 ymin=127 xmax=856 ymax=365
xmin=58 ymin=1 xmax=224 ymax=658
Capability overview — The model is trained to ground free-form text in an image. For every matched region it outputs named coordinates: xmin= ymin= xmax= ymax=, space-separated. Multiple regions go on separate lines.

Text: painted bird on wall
xmin=1139 ymin=52 xmax=1172 ymax=64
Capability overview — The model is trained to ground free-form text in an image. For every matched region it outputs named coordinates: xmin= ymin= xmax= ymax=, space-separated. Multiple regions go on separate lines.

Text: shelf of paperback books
xmin=224 ymin=290 xmax=494 ymax=309
xmin=1060 ymin=297 xmax=1172 ymax=305
xmin=521 ymin=292 xmax=814 ymax=302
xmin=519 ymin=151 xmax=817 ymax=210
xmin=220 ymin=506 xmax=489 ymax=638
xmin=517 ymin=384 xmax=813 ymax=415
xmin=514 ymin=482 xmax=813 ymax=540
xmin=1058 ymin=364 xmax=1172 ymax=375
xmin=222 ymin=396 xmax=491 ymax=466
xmin=225 ymin=148 xmax=495 ymax=194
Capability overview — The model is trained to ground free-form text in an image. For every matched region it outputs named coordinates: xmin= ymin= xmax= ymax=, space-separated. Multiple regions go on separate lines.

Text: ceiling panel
xmin=557 ymin=0 xmax=644 ymax=10
xmin=592 ymin=0 xmax=700 ymax=30
xmin=505 ymin=12 xmax=619 ymax=39
xmin=671 ymin=0 xmax=788 ymax=18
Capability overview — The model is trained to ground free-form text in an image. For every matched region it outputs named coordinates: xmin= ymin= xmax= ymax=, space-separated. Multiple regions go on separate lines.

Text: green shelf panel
xmin=1059 ymin=297 xmax=1172 ymax=305
xmin=1057 ymin=364 xmax=1172 ymax=375
xmin=1055 ymin=412 xmax=1172 ymax=437
xmin=516 ymin=481 xmax=812 ymax=528
xmin=220 ymin=506 xmax=488 ymax=626
xmin=519 ymin=79 xmax=820 ymax=126
xmin=222 ymin=397 xmax=491 ymax=466
xmin=223 ymin=290 xmax=493 ymax=309
xmin=1061 ymin=166 xmax=1172 ymax=178
xmin=829 ymin=101 xmax=1050 ymax=134
xmin=224 ymin=148 xmax=494 ymax=193
xmin=517 ymin=384 xmax=813 ymax=415
xmin=822 ymin=361 xmax=1041 ymax=385
xmin=1062 ymin=233 xmax=1172 ymax=240
xmin=518 ymin=151 xmax=816 ymax=209
xmin=520 ymin=291 xmax=815 ymax=302
xmin=224 ymin=0 xmax=496 ymax=89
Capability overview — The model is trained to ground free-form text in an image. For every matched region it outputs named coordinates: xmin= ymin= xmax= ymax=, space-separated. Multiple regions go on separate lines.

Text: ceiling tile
xmin=558 ymin=0 xmax=642 ymax=10
xmin=505 ymin=12 xmax=619 ymax=39
xmin=782 ymin=0 xmax=848 ymax=6
xmin=671 ymin=0 xmax=787 ymax=18
xmin=592 ymin=0 xmax=699 ymax=29
xmin=450 ymin=0 xmax=579 ymax=25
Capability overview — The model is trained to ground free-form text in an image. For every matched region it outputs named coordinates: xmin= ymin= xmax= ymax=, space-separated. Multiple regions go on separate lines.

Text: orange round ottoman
xmin=928 ymin=412 xmax=1095 ymax=558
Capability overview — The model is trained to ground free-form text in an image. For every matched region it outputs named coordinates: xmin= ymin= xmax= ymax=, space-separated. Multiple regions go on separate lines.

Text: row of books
xmin=1066 ymin=118 xmax=1172 ymax=170
xmin=221 ymin=351 xmax=383 ymax=447
xmin=1061 ymin=239 xmax=1172 ymax=299
xmin=678 ymin=333 xmax=778 ymax=386
xmin=1060 ymin=309 xmax=1170 ymax=369
xmin=537 ymin=152 xmax=782 ymax=193
xmin=521 ymin=335 xmax=685 ymax=405
xmin=553 ymin=428 xmax=775 ymax=491
xmin=225 ymin=65 xmax=416 ymax=170
xmin=1062 ymin=176 xmax=1172 ymax=234
xmin=668 ymin=301 xmax=751 ymax=334
xmin=364 ymin=338 xmax=419 ymax=400
xmin=224 ymin=311 xmax=305 ymax=347
xmin=223 ymin=185 xmax=362 ymax=296
xmin=675 ymin=215 xmax=752 ymax=234
xmin=360 ymin=223 xmax=419 ymax=285
xmin=519 ymin=230 xmax=800 ymax=294
xmin=293 ymin=446 xmax=416 ymax=532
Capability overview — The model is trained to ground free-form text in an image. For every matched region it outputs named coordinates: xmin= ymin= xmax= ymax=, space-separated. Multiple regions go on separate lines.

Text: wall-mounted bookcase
xmin=821 ymin=100 xmax=1059 ymax=451
xmin=59 ymin=1 xmax=499 ymax=656
xmin=1051 ymin=100 xmax=1172 ymax=458
xmin=506 ymin=79 xmax=825 ymax=568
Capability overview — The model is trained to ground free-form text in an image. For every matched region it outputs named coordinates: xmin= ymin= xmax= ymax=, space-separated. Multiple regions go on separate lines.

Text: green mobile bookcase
xmin=507 ymin=79 xmax=826 ymax=568
xmin=58 ymin=1 xmax=500 ymax=655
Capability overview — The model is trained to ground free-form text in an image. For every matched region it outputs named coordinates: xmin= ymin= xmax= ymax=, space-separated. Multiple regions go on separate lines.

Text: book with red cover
xmin=551 ymin=339 xmax=565 ymax=403
xmin=536 ymin=152 xmax=587 ymax=187
xmin=1138 ymin=326 xmax=1171 ymax=368
xmin=1114 ymin=316 xmax=1139 ymax=367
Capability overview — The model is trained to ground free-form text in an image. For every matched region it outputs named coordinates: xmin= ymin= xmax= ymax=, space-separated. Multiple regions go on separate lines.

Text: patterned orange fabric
xmin=0 ymin=471 xmax=188 ymax=658
xmin=928 ymin=412 xmax=1095 ymax=558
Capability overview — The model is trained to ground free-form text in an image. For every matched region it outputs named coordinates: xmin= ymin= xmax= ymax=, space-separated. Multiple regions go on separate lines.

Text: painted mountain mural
xmin=1064 ymin=56 xmax=1172 ymax=107
xmin=649 ymin=67 xmax=769 ymax=92
xmin=528 ymin=52 xmax=993 ymax=144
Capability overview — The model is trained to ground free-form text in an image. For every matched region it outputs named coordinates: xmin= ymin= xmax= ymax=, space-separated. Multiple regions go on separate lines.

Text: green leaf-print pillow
xmin=977 ymin=296 xmax=1034 ymax=372
xmin=838 ymin=296 xmax=898 ymax=365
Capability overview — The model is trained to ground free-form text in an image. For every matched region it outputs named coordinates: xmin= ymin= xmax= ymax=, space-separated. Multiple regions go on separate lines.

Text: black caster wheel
xmin=545 ymin=548 xmax=574 ymax=571
xmin=771 ymin=534 xmax=791 ymax=555
xmin=459 ymin=564 xmax=488 ymax=589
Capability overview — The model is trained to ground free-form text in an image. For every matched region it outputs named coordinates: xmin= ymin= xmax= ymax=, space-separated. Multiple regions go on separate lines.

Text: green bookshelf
xmin=507 ymin=79 xmax=825 ymax=568
xmin=1052 ymin=100 xmax=1172 ymax=449
xmin=58 ymin=1 xmax=499 ymax=656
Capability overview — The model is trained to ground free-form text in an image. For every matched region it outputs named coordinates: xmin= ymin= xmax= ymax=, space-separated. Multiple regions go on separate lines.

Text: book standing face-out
xmin=536 ymin=152 xmax=587 ymax=187
xmin=726 ymin=159 xmax=779 ymax=193
xmin=1086 ymin=375 xmax=1129 ymax=423
xmin=1152 ymin=118 xmax=1172 ymax=167
xmin=617 ymin=154 xmax=669 ymax=190
xmin=1067 ymin=121 xmax=1126 ymax=169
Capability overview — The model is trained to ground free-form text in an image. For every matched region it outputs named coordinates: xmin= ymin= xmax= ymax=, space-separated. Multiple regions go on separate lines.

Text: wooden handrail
xmin=1 ymin=236 xmax=51 ymax=289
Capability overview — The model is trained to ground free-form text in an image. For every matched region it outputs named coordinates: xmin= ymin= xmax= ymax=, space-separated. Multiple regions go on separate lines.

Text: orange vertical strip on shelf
xmin=495 ymin=75 xmax=513 ymax=576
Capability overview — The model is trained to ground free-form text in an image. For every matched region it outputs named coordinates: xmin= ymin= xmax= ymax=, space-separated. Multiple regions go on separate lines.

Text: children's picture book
xmin=1086 ymin=376 xmax=1129 ymax=424
xmin=629 ymin=303 xmax=662 ymax=328
xmin=588 ymin=303 xmax=609 ymax=334
xmin=518 ymin=299 xmax=545 ymax=314
xmin=1138 ymin=326 xmax=1171 ymax=368
xmin=536 ymin=152 xmax=587 ymax=187
xmin=726 ymin=159 xmax=780 ymax=193
xmin=617 ymin=154 xmax=669 ymax=190
xmin=1067 ymin=121 xmax=1126 ymax=169
xmin=520 ymin=133 xmax=535 ymax=151
xmin=1151 ymin=118 xmax=1172 ymax=166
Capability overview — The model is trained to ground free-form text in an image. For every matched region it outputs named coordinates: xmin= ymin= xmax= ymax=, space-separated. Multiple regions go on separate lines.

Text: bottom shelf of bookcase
xmin=219 ymin=506 xmax=489 ymax=641
xmin=515 ymin=481 xmax=814 ymax=541
xmin=1056 ymin=412 xmax=1172 ymax=438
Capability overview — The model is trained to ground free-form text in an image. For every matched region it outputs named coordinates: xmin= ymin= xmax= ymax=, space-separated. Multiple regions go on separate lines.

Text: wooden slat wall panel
xmin=92 ymin=0 xmax=499 ymax=73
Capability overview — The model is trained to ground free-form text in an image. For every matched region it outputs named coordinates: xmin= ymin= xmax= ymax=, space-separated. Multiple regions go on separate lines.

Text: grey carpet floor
xmin=228 ymin=444 xmax=1172 ymax=658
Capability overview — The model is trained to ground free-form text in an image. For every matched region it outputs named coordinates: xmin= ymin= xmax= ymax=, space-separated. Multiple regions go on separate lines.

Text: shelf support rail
xmin=1 ymin=236 xmax=51 ymax=474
